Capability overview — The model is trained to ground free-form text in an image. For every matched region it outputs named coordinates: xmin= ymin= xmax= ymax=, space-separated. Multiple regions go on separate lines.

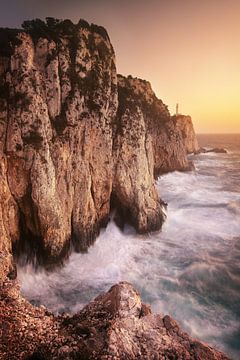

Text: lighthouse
xmin=176 ymin=103 xmax=179 ymax=116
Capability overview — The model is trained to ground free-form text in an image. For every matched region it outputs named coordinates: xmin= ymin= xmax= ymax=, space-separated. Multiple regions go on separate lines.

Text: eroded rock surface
xmin=0 ymin=281 xmax=230 ymax=360
xmin=113 ymin=75 xmax=166 ymax=232
xmin=0 ymin=21 xmax=118 ymax=266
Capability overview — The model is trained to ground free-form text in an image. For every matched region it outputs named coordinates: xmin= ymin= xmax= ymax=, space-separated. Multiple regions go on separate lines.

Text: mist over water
xmin=18 ymin=134 xmax=240 ymax=359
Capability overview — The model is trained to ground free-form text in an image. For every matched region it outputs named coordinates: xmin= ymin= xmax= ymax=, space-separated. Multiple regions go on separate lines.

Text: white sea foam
xmin=18 ymin=135 xmax=240 ymax=359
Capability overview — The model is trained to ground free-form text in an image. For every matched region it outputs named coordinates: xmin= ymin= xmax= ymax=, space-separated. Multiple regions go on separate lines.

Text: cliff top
xmin=117 ymin=73 xmax=170 ymax=121
xmin=0 ymin=17 xmax=110 ymax=57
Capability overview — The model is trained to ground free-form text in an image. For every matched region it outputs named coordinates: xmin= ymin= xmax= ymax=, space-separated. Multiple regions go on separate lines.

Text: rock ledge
xmin=0 ymin=280 xmax=230 ymax=359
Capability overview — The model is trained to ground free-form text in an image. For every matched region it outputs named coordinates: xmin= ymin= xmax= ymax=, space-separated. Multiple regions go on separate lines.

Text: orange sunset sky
xmin=1 ymin=0 xmax=240 ymax=133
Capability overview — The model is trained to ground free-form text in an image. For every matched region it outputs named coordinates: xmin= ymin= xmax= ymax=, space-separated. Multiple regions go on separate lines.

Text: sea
xmin=18 ymin=134 xmax=240 ymax=359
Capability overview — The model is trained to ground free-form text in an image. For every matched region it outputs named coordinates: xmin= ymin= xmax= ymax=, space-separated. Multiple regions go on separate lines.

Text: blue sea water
xmin=18 ymin=134 xmax=240 ymax=359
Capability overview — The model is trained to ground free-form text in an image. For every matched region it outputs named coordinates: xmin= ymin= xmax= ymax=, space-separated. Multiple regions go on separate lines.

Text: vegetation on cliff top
xmin=0 ymin=17 xmax=110 ymax=55
xmin=117 ymin=75 xmax=170 ymax=127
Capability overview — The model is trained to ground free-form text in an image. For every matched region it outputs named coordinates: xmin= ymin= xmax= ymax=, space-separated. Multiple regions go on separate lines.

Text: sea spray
xmin=18 ymin=134 xmax=240 ymax=360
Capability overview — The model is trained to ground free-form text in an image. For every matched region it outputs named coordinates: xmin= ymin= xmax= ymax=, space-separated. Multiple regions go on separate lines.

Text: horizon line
xmin=196 ymin=132 xmax=240 ymax=135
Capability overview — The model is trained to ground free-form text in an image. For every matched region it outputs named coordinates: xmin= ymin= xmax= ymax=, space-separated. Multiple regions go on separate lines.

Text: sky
xmin=0 ymin=0 xmax=239 ymax=133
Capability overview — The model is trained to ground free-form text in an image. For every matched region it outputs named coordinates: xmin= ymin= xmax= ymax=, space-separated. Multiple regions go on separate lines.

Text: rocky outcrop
xmin=116 ymin=76 xmax=197 ymax=179
xmin=196 ymin=147 xmax=227 ymax=154
xmin=173 ymin=115 xmax=199 ymax=154
xmin=0 ymin=281 xmax=230 ymax=360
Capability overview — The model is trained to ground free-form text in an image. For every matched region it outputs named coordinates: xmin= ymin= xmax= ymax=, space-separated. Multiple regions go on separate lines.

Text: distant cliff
xmin=116 ymin=75 xmax=198 ymax=179
xmin=0 ymin=19 xmax=198 ymax=271
xmin=173 ymin=115 xmax=199 ymax=154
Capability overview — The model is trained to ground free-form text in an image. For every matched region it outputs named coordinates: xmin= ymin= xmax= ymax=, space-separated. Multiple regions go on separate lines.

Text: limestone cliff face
xmin=113 ymin=75 xmax=166 ymax=232
xmin=0 ymin=21 xmax=118 ymax=267
xmin=116 ymin=75 xmax=195 ymax=180
xmin=173 ymin=115 xmax=199 ymax=154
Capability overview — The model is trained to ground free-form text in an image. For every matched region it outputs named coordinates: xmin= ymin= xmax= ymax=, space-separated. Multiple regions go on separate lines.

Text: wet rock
xmin=0 ymin=20 xmax=214 ymax=359
xmin=211 ymin=147 xmax=227 ymax=153
xmin=113 ymin=76 xmax=198 ymax=232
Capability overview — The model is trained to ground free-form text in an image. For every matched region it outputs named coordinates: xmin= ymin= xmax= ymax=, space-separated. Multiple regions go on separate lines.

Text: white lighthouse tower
xmin=176 ymin=103 xmax=179 ymax=116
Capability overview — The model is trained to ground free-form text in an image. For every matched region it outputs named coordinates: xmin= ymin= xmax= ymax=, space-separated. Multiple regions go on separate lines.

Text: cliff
xmin=173 ymin=115 xmax=199 ymax=154
xmin=0 ymin=20 xmax=198 ymax=267
xmin=0 ymin=20 xmax=119 ymax=269
xmin=0 ymin=280 xmax=230 ymax=360
xmin=112 ymin=75 xmax=166 ymax=232
xmin=116 ymin=75 xmax=197 ymax=179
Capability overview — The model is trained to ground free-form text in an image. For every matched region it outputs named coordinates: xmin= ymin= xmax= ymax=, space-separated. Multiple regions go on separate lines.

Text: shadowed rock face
xmin=0 ymin=281 xmax=230 ymax=360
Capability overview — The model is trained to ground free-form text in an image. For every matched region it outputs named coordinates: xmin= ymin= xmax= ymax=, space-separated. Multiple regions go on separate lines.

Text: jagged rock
xmin=0 ymin=281 xmax=230 ymax=359
xmin=112 ymin=76 xmax=199 ymax=232
xmin=195 ymin=147 xmax=227 ymax=154
xmin=210 ymin=147 xmax=227 ymax=153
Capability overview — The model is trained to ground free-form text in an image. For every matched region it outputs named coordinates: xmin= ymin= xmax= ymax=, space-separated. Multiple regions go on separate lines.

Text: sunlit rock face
xmin=0 ymin=21 xmax=118 ymax=267
xmin=113 ymin=75 xmax=166 ymax=233
xmin=0 ymin=280 xmax=230 ymax=360
xmin=116 ymin=75 xmax=197 ymax=181
xmin=116 ymin=75 xmax=196 ymax=179
xmin=0 ymin=20 xmax=227 ymax=360
xmin=173 ymin=115 xmax=199 ymax=154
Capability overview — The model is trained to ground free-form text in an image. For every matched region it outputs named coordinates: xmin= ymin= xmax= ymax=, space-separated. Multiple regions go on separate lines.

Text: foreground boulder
xmin=0 ymin=281 xmax=230 ymax=360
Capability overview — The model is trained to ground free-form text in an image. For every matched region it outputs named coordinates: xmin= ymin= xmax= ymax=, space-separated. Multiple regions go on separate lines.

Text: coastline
xmin=0 ymin=19 xmax=236 ymax=360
